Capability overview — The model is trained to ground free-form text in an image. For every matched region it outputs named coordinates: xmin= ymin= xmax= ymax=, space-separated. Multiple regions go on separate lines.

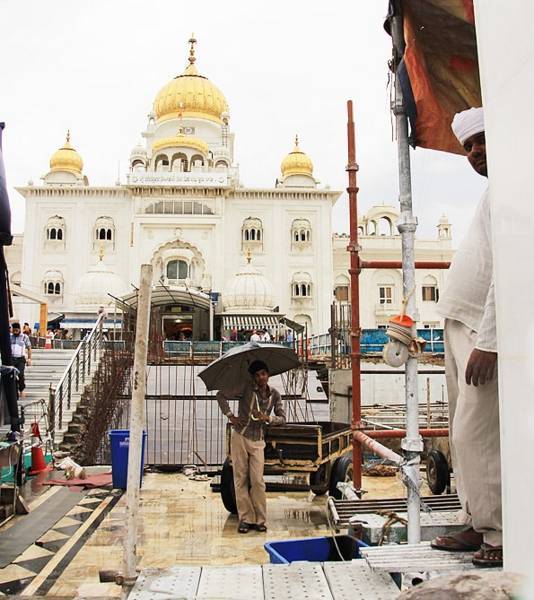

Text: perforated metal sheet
xmin=323 ymin=561 xmax=399 ymax=599
xmin=263 ymin=563 xmax=333 ymax=600
xmin=196 ymin=565 xmax=263 ymax=599
xmin=361 ymin=542 xmax=477 ymax=573
xmin=129 ymin=566 xmax=201 ymax=599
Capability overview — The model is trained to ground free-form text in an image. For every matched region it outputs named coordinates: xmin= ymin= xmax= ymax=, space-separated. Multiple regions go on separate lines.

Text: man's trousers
xmin=231 ymin=430 xmax=267 ymax=525
xmin=445 ymin=319 xmax=502 ymax=546
xmin=12 ymin=357 xmax=26 ymax=393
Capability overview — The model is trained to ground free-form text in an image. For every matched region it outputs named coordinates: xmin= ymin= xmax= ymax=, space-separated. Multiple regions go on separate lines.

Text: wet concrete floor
xmin=45 ymin=472 xmax=416 ymax=598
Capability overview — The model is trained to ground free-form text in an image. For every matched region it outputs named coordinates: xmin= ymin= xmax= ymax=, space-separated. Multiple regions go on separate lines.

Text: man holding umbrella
xmin=216 ymin=360 xmax=286 ymax=533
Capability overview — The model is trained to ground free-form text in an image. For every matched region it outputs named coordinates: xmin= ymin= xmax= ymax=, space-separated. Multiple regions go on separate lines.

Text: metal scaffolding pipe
xmin=346 ymin=100 xmax=363 ymax=492
xmin=361 ymin=260 xmax=450 ymax=269
xmin=364 ymin=428 xmax=448 ymax=439
xmin=353 ymin=430 xmax=403 ymax=465
xmin=391 ymin=2 xmax=423 ymax=544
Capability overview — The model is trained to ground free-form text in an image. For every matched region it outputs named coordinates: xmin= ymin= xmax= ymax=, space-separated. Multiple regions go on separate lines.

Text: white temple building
xmin=333 ymin=205 xmax=454 ymax=329
xmin=7 ymin=37 xmax=454 ymax=339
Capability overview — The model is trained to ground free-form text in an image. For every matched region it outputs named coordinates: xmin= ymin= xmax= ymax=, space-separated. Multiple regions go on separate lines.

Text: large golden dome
xmin=49 ymin=131 xmax=83 ymax=174
xmin=153 ymin=36 xmax=228 ymax=125
xmin=281 ymin=136 xmax=313 ymax=177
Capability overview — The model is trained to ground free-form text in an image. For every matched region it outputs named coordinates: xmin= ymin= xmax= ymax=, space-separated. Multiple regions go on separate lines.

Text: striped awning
xmin=222 ymin=314 xmax=281 ymax=330
xmin=60 ymin=320 xmax=122 ymax=329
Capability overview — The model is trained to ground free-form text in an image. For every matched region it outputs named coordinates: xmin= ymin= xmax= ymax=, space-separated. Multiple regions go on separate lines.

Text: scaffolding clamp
xmin=401 ymin=436 xmax=424 ymax=452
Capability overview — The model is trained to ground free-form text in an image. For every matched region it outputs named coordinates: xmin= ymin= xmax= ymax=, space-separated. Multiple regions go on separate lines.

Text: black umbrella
xmin=198 ymin=341 xmax=300 ymax=392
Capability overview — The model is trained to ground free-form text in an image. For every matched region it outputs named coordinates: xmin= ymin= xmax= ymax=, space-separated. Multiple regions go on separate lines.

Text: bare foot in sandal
xmin=472 ymin=543 xmax=503 ymax=567
xmin=431 ymin=527 xmax=483 ymax=552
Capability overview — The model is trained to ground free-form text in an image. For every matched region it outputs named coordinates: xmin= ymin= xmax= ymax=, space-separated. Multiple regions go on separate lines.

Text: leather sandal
xmin=472 ymin=543 xmax=503 ymax=568
xmin=238 ymin=522 xmax=250 ymax=534
xmin=431 ymin=527 xmax=483 ymax=552
xmin=254 ymin=524 xmax=267 ymax=532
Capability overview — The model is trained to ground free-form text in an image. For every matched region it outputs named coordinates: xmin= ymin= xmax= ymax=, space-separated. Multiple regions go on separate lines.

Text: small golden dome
xmin=281 ymin=135 xmax=313 ymax=177
xmin=50 ymin=131 xmax=83 ymax=174
xmin=153 ymin=36 xmax=228 ymax=125
xmin=152 ymin=134 xmax=208 ymax=155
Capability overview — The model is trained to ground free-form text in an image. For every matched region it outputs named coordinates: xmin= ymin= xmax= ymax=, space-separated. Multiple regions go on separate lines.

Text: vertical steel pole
xmin=346 ymin=101 xmax=362 ymax=491
xmin=122 ymin=264 xmax=153 ymax=587
xmin=391 ymin=4 xmax=422 ymax=544
xmin=209 ymin=297 xmax=214 ymax=341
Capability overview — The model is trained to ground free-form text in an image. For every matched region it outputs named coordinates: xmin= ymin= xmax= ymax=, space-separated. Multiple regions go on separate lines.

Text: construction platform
xmin=361 ymin=542 xmax=478 ymax=573
xmin=328 ymin=494 xmax=463 ymax=545
xmin=128 ymin=543 xmax=483 ymax=599
xmin=128 ymin=561 xmax=400 ymax=600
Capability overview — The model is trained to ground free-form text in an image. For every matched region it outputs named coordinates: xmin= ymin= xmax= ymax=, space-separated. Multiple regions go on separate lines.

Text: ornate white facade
xmin=7 ymin=39 xmax=453 ymax=338
xmin=10 ymin=38 xmax=340 ymax=338
xmin=333 ymin=205 xmax=454 ymax=328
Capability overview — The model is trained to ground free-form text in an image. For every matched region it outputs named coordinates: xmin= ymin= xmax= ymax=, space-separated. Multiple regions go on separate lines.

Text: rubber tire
xmin=426 ymin=449 xmax=450 ymax=495
xmin=310 ymin=462 xmax=331 ymax=496
xmin=329 ymin=455 xmax=353 ymax=499
xmin=220 ymin=458 xmax=238 ymax=514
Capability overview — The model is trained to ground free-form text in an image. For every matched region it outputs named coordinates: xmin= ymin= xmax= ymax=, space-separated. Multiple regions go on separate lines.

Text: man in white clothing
xmin=431 ymin=107 xmax=502 ymax=567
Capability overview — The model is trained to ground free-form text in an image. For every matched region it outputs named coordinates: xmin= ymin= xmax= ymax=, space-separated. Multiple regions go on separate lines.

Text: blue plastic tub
xmin=109 ymin=430 xmax=147 ymax=489
xmin=264 ymin=535 xmax=368 ymax=564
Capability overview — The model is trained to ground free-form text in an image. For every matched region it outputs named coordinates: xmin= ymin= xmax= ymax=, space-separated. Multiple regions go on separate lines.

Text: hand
xmin=256 ymin=412 xmax=271 ymax=424
xmin=229 ymin=415 xmax=246 ymax=427
xmin=465 ymin=349 xmax=497 ymax=387
xmin=26 ymin=359 xmax=31 ymax=366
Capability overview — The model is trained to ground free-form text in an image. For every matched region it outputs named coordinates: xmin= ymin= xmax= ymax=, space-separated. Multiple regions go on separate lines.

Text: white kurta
xmin=437 ymin=189 xmax=496 ymax=352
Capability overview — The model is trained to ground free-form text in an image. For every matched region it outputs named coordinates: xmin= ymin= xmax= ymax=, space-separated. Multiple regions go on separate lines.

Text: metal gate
xmin=104 ymin=364 xmax=321 ymax=469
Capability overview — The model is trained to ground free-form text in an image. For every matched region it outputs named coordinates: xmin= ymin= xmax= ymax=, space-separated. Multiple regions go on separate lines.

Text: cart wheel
xmin=220 ymin=459 xmax=237 ymax=514
xmin=426 ymin=450 xmax=450 ymax=495
xmin=310 ymin=462 xmax=331 ymax=496
xmin=329 ymin=456 xmax=353 ymax=499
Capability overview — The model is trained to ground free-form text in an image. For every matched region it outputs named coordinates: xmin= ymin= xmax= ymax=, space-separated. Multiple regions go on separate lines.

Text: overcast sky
xmin=1 ymin=0 xmax=486 ymax=242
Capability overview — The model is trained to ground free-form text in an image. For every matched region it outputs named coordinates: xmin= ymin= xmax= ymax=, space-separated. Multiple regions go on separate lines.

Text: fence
xmin=94 ymin=365 xmax=319 ymax=469
xmin=310 ymin=328 xmax=444 ymax=357
xmin=311 ymin=303 xmax=444 ymax=368
xmin=48 ymin=314 xmax=107 ymax=440
xmin=30 ymin=336 xmax=80 ymax=350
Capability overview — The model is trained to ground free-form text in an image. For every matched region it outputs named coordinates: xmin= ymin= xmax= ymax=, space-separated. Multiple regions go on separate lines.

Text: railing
xmin=162 ymin=340 xmax=295 ymax=359
xmin=29 ymin=336 xmax=80 ymax=350
xmin=49 ymin=314 xmax=107 ymax=441
xmin=309 ymin=328 xmax=444 ymax=364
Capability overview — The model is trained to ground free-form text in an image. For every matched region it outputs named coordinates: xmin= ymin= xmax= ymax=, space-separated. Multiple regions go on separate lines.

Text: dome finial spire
xmin=98 ymin=244 xmax=105 ymax=262
xmin=66 ymin=129 xmax=71 ymax=144
xmin=245 ymin=247 xmax=253 ymax=264
xmin=188 ymin=33 xmax=197 ymax=65
xmin=294 ymin=134 xmax=299 ymax=148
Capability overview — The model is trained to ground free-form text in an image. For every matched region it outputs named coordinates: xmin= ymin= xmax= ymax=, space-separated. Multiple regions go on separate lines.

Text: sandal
xmin=472 ymin=543 xmax=503 ymax=568
xmin=254 ymin=524 xmax=267 ymax=532
xmin=431 ymin=527 xmax=482 ymax=552
xmin=238 ymin=522 xmax=250 ymax=534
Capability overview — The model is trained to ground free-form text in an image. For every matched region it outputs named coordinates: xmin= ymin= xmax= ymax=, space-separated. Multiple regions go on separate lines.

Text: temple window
xmin=45 ymin=216 xmax=66 ymax=247
xmin=242 ymin=217 xmax=264 ymax=252
xmin=93 ymin=217 xmax=115 ymax=251
xmin=292 ymin=272 xmax=312 ymax=299
xmin=166 ymin=259 xmax=189 ymax=281
xmin=291 ymin=219 xmax=312 ymax=248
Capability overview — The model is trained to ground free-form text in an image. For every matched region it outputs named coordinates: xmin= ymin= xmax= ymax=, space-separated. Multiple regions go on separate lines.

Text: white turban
xmin=451 ymin=107 xmax=485 ymax=145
